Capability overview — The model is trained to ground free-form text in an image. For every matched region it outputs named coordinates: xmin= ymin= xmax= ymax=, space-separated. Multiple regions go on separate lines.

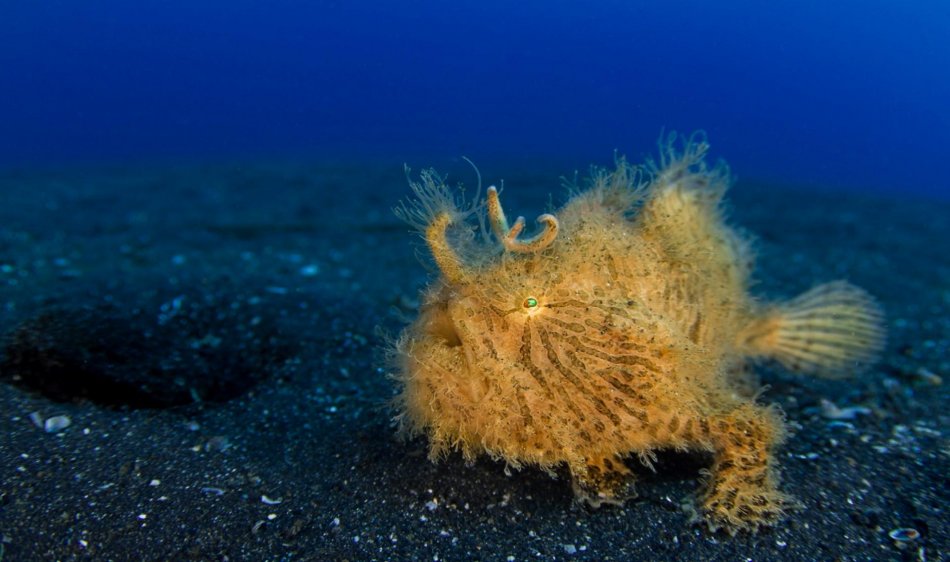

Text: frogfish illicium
xmin=389 ymin=133 xmax=884 ymax=532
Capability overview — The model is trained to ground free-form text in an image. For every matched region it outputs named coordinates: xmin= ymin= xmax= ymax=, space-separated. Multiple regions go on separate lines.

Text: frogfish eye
xmin=522 ymin=297 xmax=539 ymax=309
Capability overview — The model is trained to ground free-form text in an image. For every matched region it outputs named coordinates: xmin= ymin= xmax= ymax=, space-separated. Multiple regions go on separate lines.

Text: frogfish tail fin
xmin=737 ymin=281 xmax=885 ymax=378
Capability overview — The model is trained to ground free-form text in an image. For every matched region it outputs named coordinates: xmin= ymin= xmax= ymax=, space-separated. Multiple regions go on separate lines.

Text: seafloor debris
xmin=820 ymin=399 xmax=871 ymax=420
xmin=888 ymin=527 xmax=920 ymax=542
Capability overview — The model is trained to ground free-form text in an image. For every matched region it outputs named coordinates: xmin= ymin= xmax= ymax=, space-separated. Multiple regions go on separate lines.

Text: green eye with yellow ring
xmin=523 ymin=297 xmax=539 ymax=309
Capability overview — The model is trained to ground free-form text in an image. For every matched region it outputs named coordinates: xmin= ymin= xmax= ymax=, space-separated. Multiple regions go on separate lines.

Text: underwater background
xmin=3 ymin=0 xmax=949 ymax=198
xmin=0 ymin=1 xmax=947 ymax=561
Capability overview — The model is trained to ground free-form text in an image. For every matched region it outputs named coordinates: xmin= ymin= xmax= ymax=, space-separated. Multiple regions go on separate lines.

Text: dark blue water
xmin=3 ymin=1 xmax=948 ymax=197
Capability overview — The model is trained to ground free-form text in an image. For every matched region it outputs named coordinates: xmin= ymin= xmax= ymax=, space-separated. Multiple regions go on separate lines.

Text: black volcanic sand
xmin=0 ymin=160 xmax=946 ymax=561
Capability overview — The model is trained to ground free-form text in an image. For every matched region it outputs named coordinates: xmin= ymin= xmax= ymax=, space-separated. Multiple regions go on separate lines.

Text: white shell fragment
xmin=820 ymin=399 xmax=870 ymax=420
xmin=888 ymin=527 xmax=920 ymax=542
xmin=44 ymin=415 xmax=72 ymax=433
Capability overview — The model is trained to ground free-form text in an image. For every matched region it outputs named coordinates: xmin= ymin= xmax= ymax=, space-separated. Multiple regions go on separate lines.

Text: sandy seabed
xmin=0 ymin=160 xmax=946 ymax=561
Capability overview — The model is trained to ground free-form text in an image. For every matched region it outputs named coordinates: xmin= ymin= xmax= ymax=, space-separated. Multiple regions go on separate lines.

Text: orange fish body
xmin=390 ymin=133 xmax=884 ymax=532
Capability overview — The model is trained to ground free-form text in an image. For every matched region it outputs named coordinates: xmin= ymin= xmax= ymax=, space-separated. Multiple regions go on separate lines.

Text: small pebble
xmin=916 ymin=367 xmax=942 ymax=385
xmin=205 ymin=436 xmax=231 ymax=452
xmin=889 ymin=527 xmax=920 ymax=542
xmin=44 ymin=415 xmax=72 ymax=433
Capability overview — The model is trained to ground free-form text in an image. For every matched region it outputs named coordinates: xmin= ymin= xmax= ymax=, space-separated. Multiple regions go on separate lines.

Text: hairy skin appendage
xmin=388 ymin=133 xmax=884 ymax=533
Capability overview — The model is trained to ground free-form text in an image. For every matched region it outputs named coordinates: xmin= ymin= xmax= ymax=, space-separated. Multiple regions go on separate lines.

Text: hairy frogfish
xmin=389 ymin=133 xmax=884 ymax=532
